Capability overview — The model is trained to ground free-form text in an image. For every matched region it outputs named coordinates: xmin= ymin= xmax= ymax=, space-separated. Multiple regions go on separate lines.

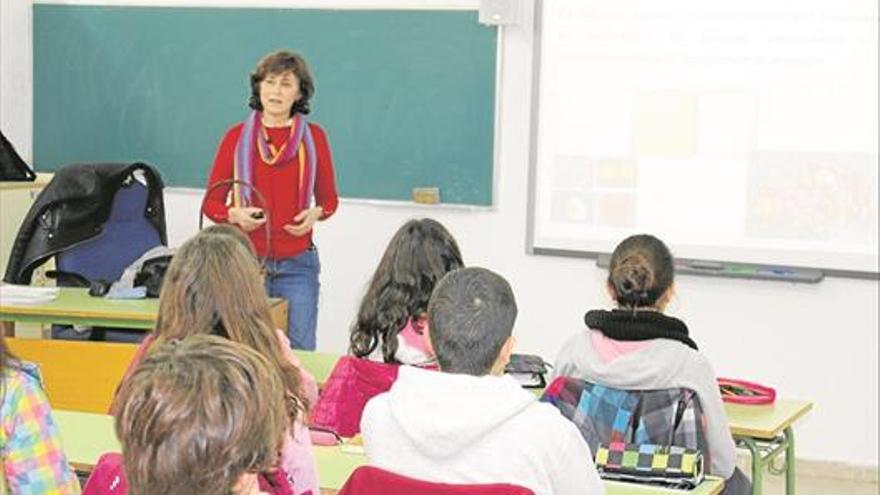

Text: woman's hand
xmin=283 ymin=206 xmax=323 ymax=237
xmin=228 ymin=206 xmax=267 ymax=232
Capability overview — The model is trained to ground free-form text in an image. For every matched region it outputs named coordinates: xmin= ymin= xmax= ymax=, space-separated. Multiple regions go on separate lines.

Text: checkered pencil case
xmin=595 ymin=442 xmax=705 ymax=489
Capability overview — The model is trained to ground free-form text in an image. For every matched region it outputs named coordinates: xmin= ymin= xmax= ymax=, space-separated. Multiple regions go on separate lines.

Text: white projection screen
xmin=528 ymin=0 xmax=879 ymax=276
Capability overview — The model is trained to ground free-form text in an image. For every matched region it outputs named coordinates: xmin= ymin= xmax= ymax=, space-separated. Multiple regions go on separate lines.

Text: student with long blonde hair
xmin=114 ymin=226 xmax=318 ymax=494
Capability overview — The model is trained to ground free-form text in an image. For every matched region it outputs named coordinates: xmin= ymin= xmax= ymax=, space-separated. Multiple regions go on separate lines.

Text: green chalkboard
xmin=33 ymin=6 xmax=496 ymax=205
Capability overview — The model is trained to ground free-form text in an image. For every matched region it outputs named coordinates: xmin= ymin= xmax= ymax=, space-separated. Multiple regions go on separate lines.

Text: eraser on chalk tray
xmin=412 ymin=187 xmax=441 ymax=204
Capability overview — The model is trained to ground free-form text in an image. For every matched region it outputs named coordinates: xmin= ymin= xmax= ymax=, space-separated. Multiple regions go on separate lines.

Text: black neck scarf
xmin=584 ymin=309 xmax=699 ymax=351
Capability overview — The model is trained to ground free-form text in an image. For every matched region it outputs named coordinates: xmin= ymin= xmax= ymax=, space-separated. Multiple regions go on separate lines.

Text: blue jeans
xmin=265 ymin=246 xmax=321 ymax=350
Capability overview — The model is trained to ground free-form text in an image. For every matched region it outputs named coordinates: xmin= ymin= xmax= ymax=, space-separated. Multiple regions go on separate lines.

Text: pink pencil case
xmin=309 ymin=426 xmax=342 ymax=446
xmin=718 ymin=377 xmax=776 ymax=405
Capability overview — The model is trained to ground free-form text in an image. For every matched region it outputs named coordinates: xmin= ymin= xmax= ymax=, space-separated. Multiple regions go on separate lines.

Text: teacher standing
xmin=203 ymin=50 xmax=338 ymax=351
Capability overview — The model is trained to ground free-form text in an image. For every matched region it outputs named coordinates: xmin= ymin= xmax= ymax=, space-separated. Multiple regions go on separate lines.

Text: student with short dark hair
xmin=552 ymin=234 xmax=750 ymax=494
xmin=361 ymin=267 xmax=603 ymax=494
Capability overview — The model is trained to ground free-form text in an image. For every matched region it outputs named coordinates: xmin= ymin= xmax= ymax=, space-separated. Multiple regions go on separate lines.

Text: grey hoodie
xmin=360 ymin=366 xmax=604 ymax=494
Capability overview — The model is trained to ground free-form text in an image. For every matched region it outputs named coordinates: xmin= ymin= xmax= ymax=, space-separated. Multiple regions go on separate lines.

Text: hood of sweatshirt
xmin=563 ymin=330 xmax=701 ymax=392
xmin=384 ymin=366 xmax=536 ymax=459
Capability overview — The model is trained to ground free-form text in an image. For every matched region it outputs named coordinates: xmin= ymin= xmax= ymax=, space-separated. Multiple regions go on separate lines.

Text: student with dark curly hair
xmin=349 ymin=218 xmax=464 ymax=366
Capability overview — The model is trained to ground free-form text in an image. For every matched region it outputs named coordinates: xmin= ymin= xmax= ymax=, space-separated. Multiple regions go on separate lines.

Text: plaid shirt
xmin=541 ymin=376 xmax=710 ymax=470
xmin=2 ymin=362 xmax=80 ymax=494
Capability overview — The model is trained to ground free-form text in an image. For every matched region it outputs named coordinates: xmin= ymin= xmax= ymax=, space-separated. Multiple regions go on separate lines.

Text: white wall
xmin=4 ymin=0 xmax=878 ymax=468
xmin=0 ymin=0 xmax=33 ymax=158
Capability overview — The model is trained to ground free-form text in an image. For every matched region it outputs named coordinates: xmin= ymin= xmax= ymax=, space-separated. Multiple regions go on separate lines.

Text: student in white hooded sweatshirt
xmin=361 ymin=267 xmax=604 ymax=495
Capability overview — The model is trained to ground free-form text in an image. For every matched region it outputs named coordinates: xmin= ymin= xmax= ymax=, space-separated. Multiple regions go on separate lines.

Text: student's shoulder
xmin=519 ymin=401 xmax=591 ymax=459
xmin=3 ymin=361 xmax=43 ymax=390
xmin=360 ymin=390 xmax=394 ymax=445
xmin=555 ymin=329 xmax=594 ymax=358
xmin=648 ymin=337 xmax=705 ymax=361
xmin=2 ymin=362 xmax=48 ymax=408
xmin=655 ymin=340 xmax=714 ymax=372
xmin=647 ymin=340 xmax=719 ymax=392
xmin=552 ymin=329 xmax=597 ymax=374
xmin=360 ymin=390 xmax=392 ymax=424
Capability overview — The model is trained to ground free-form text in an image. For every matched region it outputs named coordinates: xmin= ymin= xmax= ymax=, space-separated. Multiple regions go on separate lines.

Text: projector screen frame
xmin=525 ymin=0 xmax=879 ymax=281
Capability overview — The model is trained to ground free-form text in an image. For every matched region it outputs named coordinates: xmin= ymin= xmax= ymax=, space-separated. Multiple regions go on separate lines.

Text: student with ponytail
xmin=552 ymin=234 xmax=750 ymax=494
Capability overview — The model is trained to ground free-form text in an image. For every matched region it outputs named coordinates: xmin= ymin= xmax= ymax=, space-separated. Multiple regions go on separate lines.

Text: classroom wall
xmin=3 ymin=0 xmax=878 ymax=468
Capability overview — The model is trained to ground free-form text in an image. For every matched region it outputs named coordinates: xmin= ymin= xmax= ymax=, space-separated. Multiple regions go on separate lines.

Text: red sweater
xmin=204 ymin=122 xmax=339 ymax=258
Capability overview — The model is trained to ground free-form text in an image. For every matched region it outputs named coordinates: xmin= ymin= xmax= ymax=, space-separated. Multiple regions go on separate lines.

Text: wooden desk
xmin=293 ymin=349 xmax=339 ymax=386
xmin=724 ymin=400 xmax=813 ymax=495
xmin=56 ymin=410 xmax=724 ymax=494
xmin=7 ymin=338 xmax=137 ymax=413
xmin=7 ymin=340 xmax=325 ymax=414
xmin=55 ymin=410 xmax=122 ymax=472
xmin=1 ymin=286 xmax=288 ymax=336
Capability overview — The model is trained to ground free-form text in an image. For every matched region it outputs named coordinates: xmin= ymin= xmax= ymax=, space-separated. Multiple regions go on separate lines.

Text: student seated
xmin=552 ymin=234 xmax=750 ymax=494
xmin=87 ymin=335 xmax=293 ymax=495
xmin=360 ymin=267 xmax=603 ymax=494
xmin=349 ymin=218 xmax=464 ymax=366
xmin=112 ymin=226 xmax=318 ymax=494
xmin=1 ymin=332 xmax=80 ymax=494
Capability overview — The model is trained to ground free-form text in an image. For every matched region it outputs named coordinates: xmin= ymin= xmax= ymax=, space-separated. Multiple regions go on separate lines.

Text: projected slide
xmin=531 ymin=0 xmax=878 ymax=272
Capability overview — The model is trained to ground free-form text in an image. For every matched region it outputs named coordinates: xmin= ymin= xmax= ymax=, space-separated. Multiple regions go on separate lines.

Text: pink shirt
xmin=589 ymin=330 xmax=651 ymax=363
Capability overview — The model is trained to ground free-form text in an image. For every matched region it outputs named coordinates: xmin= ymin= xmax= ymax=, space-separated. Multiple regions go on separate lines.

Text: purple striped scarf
xmin=233 ymin=110 xmax=317 ymax=211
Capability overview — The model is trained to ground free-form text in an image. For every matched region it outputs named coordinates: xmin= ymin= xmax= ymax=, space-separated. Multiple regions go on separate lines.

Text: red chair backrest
xmin=82 ymin=452 xmax=294 ymax=495
xmin=82 ymin=453 xmax=129 ymax=495
xmin=338 ymin=466 xmax=534 ymax=495
xmin=309 ymin=356 xmax=400 ymax=437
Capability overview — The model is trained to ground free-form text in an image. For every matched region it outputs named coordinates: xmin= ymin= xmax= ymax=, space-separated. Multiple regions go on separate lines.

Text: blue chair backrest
xmin=56 ymin=178 xmax=161 ymax=283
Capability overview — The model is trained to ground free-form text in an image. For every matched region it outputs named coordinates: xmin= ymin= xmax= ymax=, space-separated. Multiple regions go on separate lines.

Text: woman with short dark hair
xmin=203 ymin=50 xmax=339 ymax=351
